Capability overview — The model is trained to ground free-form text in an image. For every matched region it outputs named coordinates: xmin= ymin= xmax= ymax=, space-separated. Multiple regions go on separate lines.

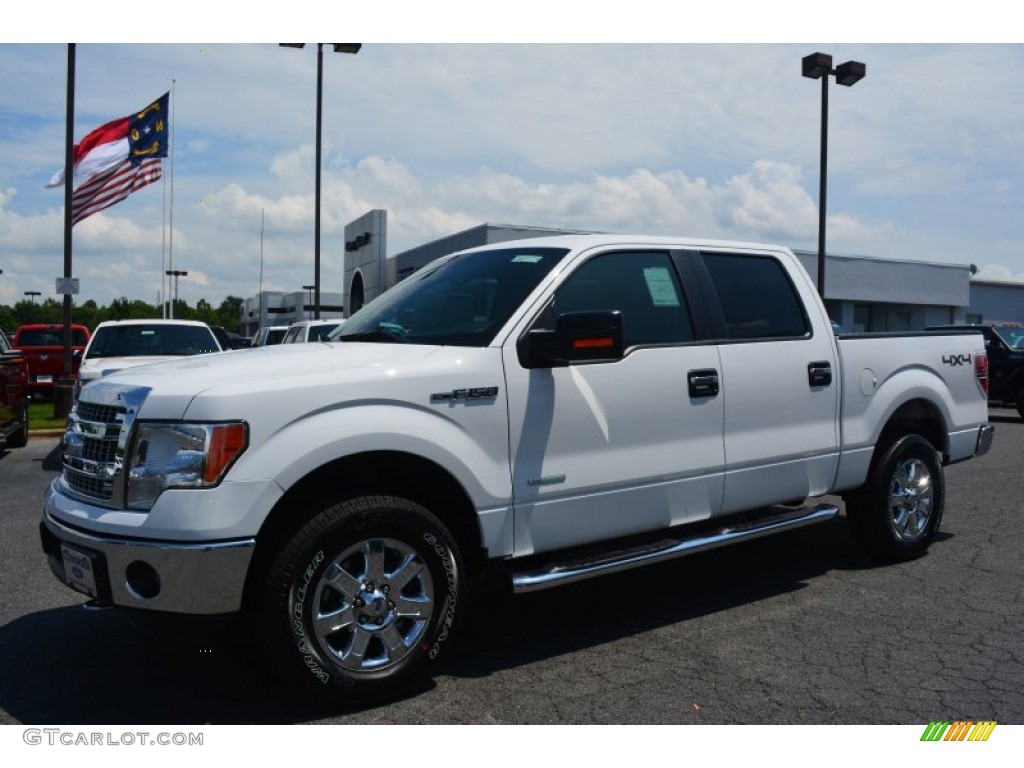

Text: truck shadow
xmin=0 ymin=516 xmax=906 ymax=724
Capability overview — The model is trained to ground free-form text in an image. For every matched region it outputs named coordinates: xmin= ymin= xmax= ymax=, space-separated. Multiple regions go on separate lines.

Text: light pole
xmin=302 ymin=284 xmax=315 ymax=320
xmin=802 ymin=52 xmax=865 ymax=299
xmin=165 ymin=269 xmax=188 ymax=318
xmin=280 ymin=43 xmax=361 ymax=319
xmin=24 ymin=290 xmax=41 ymax=305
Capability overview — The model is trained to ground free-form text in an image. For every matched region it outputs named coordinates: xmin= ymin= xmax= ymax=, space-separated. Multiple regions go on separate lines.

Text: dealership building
xmin=243 ymin=208 xmax=1024 ymax=335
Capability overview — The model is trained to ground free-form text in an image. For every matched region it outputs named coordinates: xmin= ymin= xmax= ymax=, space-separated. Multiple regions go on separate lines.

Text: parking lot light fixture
xmin=802 ymin=52 xmax=866 ymax=299
xmin=165 ymin=270 xmax=188 ymax=318
xmin=279 ymin=43 xmax=362 ymax=320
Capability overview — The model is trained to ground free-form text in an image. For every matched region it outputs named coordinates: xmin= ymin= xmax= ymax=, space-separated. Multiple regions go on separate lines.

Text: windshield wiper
xmin=337 ymin=329 xmax=407 ymax=343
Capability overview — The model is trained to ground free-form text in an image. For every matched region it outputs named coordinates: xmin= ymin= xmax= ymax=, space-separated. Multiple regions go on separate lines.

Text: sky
xmin=2 ymin=5 xmax=1023 ymax=311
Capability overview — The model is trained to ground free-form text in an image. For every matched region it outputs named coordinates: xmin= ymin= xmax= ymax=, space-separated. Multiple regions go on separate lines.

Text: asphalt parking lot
xmin=1 ymin=412 xmax=1022 ymax=725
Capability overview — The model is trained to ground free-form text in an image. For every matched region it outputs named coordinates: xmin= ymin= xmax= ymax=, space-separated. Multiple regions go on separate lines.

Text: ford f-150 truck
xmin=40 ymin=234 xmax=994 ymax=703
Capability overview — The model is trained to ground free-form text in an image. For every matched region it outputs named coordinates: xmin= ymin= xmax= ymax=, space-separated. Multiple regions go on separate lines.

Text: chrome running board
xmin=510 ymin=503 xmax=839 ymax=594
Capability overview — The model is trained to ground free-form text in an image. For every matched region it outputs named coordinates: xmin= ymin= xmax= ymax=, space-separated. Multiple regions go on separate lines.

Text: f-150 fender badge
xmin=942 ymin=353 xmax=972 ymax=367
xmin=528 ymin=474 xmax=567 ymax=487
xmin=430 ymin=386 xmax=500 ymax=404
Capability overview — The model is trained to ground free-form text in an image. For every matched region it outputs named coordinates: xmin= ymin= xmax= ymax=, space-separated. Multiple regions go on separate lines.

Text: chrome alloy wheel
xmin=312 ymin=537 xmax=434 ymax=672
xmin=887 ymin=458 xmax=934 ymax=543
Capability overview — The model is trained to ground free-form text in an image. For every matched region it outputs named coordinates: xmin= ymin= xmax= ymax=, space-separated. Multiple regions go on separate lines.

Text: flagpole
xmin=161 ymin=138 xmax=167 ymax=318
xmin=168 ymin=79 xmax=176 ymax=318
xmin=56 ymin=43 xmax=76 ymax=420
xmin=259 ymin=208 xmax=265 ymax=336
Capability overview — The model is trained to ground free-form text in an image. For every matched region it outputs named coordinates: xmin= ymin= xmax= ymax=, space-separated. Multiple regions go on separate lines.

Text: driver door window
xmin=551 ymin=251 xmax=694 ymax=348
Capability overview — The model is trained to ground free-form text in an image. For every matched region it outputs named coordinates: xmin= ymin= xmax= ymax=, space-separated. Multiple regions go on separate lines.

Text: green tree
xmin=216 ymin=296 xmax=243 ymax=332
xmin=75 ymin=299 xmax=100 ymax=331
xmin=194 ymin=298 xmax=217 ymax=326
xmin=108 ymin=297 xmax=160 ymax=321
xmin=0 ymin=304 xmax=19 ymax=333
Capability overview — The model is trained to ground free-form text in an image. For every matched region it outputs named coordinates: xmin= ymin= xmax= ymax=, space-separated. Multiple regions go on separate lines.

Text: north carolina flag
xmin=47 ymin=92 xmax=169 ymax=225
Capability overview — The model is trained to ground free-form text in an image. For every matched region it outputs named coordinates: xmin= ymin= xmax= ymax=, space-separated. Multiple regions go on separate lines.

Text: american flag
xmin=70 ymin=156 xmax=163 ymax=225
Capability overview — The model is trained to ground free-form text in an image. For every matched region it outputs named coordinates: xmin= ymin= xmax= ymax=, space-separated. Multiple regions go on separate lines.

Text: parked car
xmin=12 ymin=323 xmax=90 ymax=399
xmin=251 ymin=326 xmax=288 ymax=347
xmin=927 ymin=323 xmax=1024 ymax=418
xmin=0 ymin=328 xmax=29 ymax=449
xmin=207 ymin=325 xmax=251 ymax=350
xmin=281 ymin=319 xmax=345 ymax=344
xmin=76 ymin=319 xmax=222 ymax=399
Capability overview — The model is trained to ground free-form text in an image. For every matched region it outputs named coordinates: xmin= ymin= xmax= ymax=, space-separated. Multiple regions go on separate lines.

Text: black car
xmin=928 ymin=324 xmax=1024 ymax=418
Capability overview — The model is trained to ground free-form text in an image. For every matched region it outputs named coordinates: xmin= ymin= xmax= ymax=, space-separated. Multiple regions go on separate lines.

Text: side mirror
xmin=518 ymin=310 xmax=624 ymax=369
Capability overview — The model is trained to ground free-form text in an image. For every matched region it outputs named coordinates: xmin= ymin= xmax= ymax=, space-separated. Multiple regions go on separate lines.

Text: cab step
xmin=509 ymin=503 xmax=839 ymax=593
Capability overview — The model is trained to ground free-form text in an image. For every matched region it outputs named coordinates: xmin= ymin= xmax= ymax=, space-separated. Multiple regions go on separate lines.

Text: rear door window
xmin=701 ymin=252 xmax=809 ymax=340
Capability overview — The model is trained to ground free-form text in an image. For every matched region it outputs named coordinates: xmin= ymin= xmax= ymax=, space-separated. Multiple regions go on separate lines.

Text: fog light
xmin=125 ymin=561 xmax=161 ymax=600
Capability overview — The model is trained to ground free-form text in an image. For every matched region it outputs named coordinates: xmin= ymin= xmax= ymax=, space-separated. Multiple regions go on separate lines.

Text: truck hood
xmin=79 ymin=355 xmax=189 ymax=380
xmin=81 ymin=342 xmax=451 ymax=421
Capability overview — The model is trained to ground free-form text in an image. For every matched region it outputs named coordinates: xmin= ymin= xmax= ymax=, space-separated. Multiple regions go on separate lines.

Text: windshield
xmin=334 ymin=246 xmax=568 ymax=347
xmin=86 ymin=324 xmax=219 ymax=359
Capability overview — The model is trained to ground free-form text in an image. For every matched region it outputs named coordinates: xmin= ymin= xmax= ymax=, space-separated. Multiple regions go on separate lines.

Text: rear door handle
xmin=808 ymin=361 xmax=832 ymax=387
xmin=688 ymin=369 xmax=719 ymax=398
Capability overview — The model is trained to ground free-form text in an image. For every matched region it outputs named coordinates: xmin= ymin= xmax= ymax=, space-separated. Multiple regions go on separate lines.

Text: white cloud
xmin=4 ymin=42 xmax=1024 ymax=311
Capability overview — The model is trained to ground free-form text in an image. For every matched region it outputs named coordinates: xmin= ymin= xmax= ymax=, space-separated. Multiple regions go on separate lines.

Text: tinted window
xmin=16 ymin=329 xmax=89 ymax=346
xmin=702 ymin=252 xmax=809 ymax=340
xmin=548 ymin=251 xmax=694 ymax=347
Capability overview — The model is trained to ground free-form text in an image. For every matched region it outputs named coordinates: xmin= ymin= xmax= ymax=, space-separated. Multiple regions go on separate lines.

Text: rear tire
xmin=845 ymin=434 xmax=944 ymax=561
xmin=258 ymin=495 xmax=463 ymax=704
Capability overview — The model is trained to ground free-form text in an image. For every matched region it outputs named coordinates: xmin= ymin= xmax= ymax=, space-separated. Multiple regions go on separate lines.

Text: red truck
xmin=0 ymin=328 xmax=29 ymax=448
xmin=12 ymin=324 xmax=90 ymax=399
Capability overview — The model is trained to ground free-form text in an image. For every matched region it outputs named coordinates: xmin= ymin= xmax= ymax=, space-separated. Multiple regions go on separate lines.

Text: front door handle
xmin=808 ymin=361 xmax=832 ymax=387
xmin=688 ymin=369 xmax=719 ymax=398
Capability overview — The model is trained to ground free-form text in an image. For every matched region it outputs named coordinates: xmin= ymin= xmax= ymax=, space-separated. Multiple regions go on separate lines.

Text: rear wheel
xmin=845 ymin=434 xmax=944 ymax=561
xmin=258 ymin=495 xmax=463 ymax=704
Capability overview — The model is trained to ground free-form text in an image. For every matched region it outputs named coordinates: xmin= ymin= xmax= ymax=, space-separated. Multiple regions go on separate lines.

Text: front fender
xmin=228 ymin=400 xmax=513 ymax=514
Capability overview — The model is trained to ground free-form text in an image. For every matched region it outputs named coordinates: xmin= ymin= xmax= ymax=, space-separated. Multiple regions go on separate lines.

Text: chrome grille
xmin=61 ymin=384 xmax=148 ymax=508
xmin=75 ymin=402 xmax=123 ymax=425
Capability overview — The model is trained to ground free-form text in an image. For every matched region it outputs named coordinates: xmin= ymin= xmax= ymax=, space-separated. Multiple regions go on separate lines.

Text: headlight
xmin=126 ymin=422 xmax=248 ymax=510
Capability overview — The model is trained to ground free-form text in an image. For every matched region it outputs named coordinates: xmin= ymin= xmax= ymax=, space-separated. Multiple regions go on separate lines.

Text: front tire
xmin=7 ymin=402 xmax=29 ymax=448
xmin=258 ymin=495 xmax=463 ymax=704
xmin=845 ymin=434 xmax=944 ymax=561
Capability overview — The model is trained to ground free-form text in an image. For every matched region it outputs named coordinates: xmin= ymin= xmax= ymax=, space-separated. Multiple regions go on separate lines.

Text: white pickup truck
xmin=41 ymin=234 xmax=993 ymax=703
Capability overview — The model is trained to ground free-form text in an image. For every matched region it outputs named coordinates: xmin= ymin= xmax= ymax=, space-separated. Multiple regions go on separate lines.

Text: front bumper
xmin=40 ymin=509 xmax=255 ymax=615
